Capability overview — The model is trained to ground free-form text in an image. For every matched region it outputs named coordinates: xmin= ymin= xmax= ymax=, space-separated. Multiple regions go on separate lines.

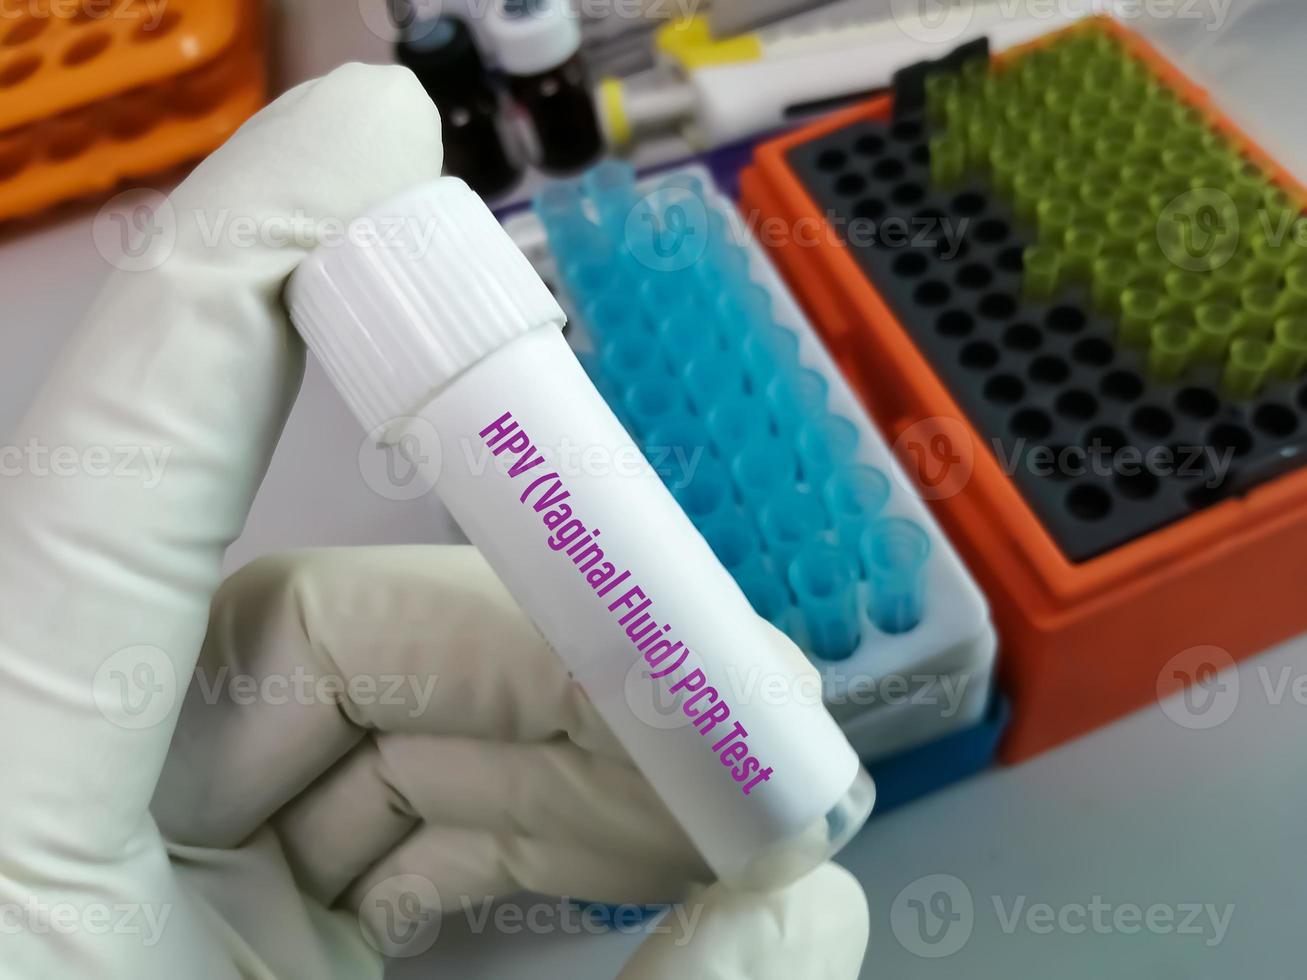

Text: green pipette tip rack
xmin=926 ymin=21 xmax=1307 ymax=398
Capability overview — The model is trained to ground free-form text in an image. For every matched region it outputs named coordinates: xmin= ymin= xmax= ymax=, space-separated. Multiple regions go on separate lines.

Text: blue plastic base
xmin=866 ymin=692 xmax=1010 ymax=816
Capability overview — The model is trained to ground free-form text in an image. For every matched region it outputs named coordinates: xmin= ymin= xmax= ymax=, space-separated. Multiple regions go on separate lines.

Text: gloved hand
xmin=0 ymin=65 xmax=869 ymax=979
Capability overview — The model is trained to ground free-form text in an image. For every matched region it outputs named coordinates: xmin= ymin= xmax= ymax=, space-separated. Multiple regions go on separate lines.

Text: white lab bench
xmin=2 ymin=2 xmax=1305 ymax=977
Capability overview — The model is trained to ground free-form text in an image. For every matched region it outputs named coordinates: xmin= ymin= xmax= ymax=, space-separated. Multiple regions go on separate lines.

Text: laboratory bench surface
xmin=3 ymin=2 xmax=1306 ymax=977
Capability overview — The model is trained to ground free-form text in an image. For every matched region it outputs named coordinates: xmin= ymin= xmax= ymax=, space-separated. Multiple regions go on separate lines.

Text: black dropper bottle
xmin=397 ymin=16 xmax=523 ymax=199
xmin=487 ymin=0 xmax=603 ymax=174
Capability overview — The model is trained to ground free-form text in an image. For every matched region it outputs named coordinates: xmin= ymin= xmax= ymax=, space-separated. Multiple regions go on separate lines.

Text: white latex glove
xmin=0 ymin=64 xmax=869 ymax=979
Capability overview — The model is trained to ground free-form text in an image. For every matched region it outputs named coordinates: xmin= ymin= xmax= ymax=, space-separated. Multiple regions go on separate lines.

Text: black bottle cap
xmin=891 ymin=36 xmax=990 ymax=118
xmin=396 ymin=16 xmax=488 ymax=100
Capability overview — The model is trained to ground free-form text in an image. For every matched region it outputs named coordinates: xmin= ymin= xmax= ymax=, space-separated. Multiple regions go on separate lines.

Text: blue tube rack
xmin=507 ymin=163 xmax=998 ymax=766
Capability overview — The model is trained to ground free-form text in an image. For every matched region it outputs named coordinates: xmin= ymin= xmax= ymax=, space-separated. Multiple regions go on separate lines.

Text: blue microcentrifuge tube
xmin=695 ymin=244 xmax=750 ymax=302
xmin=822 ymin=465 xmax=891 ymax=566
xmin=639 ymin=268 xmax=696 ymax=313
xmin=758 ymin=487 xmax=827 ymax=567
xmin=861 ymin=518 xmax=931 ymax=635
xmin=714 ymin=285 xmax=772 ymax=350
xmin=731 ymin=434 xmax=798 ymax=511
xmin=656 ymin=300 xmax=719 ymax=367
xmin=599 ymin=329 xmax=662 ymax=390
xmin=701 ymin=509 xmax=766 ymax=578
xmin=767 ymin=368 xmax=829 ymax=439
xmin=797 ymin=414 xmax=860 ymax=485
xmin=788 ymin=544 xmax=861 ymax=662
xmin=742 ymin=324 xmax=798 ymax=393
xmin=623 ymin=375 xmax=686 ymax=440
xmin=683 ymin=348 xmax=748 ymax=416
xmin=586 ymin=289 xmax=648 ymax=342
xmin=643 ymin=413 xmax=713 ymax=462
xmin=563 ymin=257 xmax=613 ymax=307
xmin=705 ymin=396 xmax=772 ymax=455
xmin=583 ymin=160 xmax=639 ymax=238
xmin=535 ymin=182 xmax=604 ymax=256
xmin=673 ymin=456 xmax=734 ymax=525
xmin=737 ymin=565 xmax=791 ymax=628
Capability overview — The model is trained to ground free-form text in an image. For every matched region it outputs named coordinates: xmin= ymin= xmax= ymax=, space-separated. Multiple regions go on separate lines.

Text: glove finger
xmin=617 ymin=864 xmax=870 ymax=980
xmin=0 ymin=63 xmax=442 ymax=971
xmin=156 ymin=545 xmax=625 ymax=848
xmin=273 ymin=732 xmax=707 ymax=907
xmin=345 ymin=822 xmax=701 ymax=960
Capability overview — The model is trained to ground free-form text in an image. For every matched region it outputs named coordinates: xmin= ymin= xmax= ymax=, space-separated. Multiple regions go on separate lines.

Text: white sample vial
xmin=287 ymin=177 xmax=874 ymax=890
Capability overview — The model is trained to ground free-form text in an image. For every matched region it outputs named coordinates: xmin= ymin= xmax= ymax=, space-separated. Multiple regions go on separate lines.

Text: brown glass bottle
xmin=506 ymin=52 xmax=602 ymax=174
xmin=488 ymin=0 xmax=603 ymax=175
xmin=397 ymin=16 xmax=523 ymax=199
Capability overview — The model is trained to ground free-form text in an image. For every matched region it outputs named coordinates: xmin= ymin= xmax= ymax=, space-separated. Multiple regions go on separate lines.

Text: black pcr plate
xmin=788 ymin=116 xmax=1307 ymax=562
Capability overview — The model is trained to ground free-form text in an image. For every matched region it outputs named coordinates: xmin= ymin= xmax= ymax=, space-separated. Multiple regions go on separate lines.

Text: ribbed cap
xmin=287 ymin=177 xmax=566 ymax=436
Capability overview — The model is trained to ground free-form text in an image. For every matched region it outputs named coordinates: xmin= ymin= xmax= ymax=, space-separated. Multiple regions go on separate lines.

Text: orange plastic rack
xmin=739 ymin=17 xmax=1307 ymax=762
xmin=0 ymin=0 xmax=263 ymax=222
